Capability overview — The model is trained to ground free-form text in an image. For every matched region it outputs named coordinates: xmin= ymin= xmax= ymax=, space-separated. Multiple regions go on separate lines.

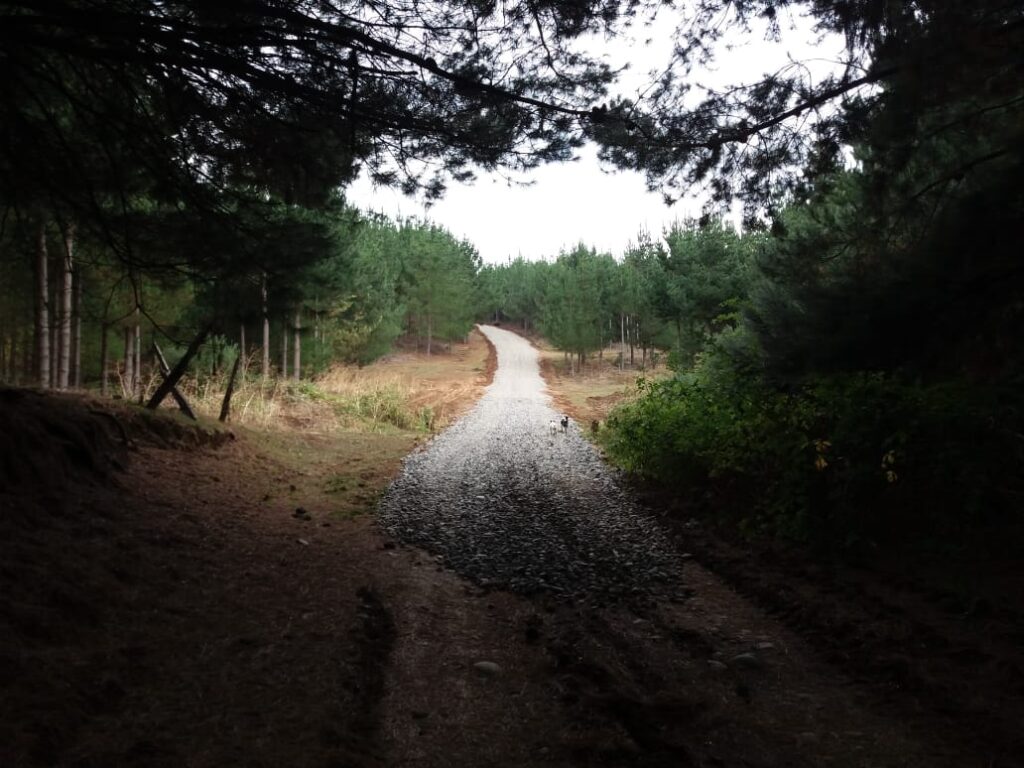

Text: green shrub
xmin=603 ymin=354 xmax=1024 ymax=552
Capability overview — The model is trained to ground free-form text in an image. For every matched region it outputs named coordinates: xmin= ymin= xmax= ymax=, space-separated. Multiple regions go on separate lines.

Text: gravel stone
xmin=378 ymin=325 xmax=681 ymax=601
xmin=731 ymin=653 xmax=762 ymax=670
xmin=472 ymin=661 xmax=502 ymax=676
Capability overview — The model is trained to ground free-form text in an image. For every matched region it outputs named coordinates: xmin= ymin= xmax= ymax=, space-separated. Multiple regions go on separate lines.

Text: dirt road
xmin=374 ymin=327 xmax=998 ymax=767
xmin=379 ymin=324 xmax=679 ymax=599
xmin=3 ymin=334 xmax=1016 ymax=767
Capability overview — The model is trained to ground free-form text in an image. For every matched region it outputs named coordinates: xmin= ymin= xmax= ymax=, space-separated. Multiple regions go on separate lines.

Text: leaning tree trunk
xmin=56 ymin=223 xmax=74 ymax=390
xmin=34 ymin=219 xmax=50 ymax=389
xmin=147 ymin=325 xmax=210 ymax=412
xmin=292 ymin=307 xmax=301 ymax=381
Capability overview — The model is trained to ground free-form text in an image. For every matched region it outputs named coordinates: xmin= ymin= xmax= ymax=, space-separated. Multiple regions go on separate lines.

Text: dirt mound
xmin=0 ymin=387 xmax=231 ymax=493
xmin=0 ymin=387 xmax=130 ymax=491
xmin=0 ymin=393 xmax=384 ymax=767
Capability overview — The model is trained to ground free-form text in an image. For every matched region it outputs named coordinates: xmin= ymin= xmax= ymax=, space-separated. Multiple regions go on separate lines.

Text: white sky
xmin=347 ymin=8 xmax=846 ymax=264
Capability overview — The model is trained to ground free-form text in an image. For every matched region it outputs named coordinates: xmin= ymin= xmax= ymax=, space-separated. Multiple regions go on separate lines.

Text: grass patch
xmin=144 ymin=328 xmax=491 ymax=436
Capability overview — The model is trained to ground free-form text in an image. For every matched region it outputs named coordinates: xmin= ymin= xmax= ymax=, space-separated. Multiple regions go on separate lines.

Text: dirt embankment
xmin=0 ymin=391 xmax=396 ymax=768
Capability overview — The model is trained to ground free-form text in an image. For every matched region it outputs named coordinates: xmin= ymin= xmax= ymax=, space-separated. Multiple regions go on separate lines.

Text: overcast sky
xmin=346 ymin=8 xmax=845 ymax=265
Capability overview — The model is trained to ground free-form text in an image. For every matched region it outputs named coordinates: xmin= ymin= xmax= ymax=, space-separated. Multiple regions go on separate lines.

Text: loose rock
xmin=473 ymin=661 xmax=502 ymax=677
xmin=731 ymin=653 xmax=762 ymax=670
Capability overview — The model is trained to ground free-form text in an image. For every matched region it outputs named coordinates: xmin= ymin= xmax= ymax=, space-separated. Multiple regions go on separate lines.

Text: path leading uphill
xmin=3 ymin=333 xmax=1008 ymax=768
xmin=374 ymin=326 xmax=993 ymax=768
xmin=378 ymin=325 xmax=679 ymax=599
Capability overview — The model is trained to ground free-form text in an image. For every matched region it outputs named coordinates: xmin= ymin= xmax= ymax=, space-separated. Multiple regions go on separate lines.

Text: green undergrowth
xmin=602 ymin=357 xmax=1024 ymax=558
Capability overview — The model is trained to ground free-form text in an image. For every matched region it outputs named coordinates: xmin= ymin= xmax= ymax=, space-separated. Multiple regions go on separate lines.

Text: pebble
xmin=473 ymin=661 xmax=502 ymax=677
xmin=731 ymin=653 xmax=762 ymax=670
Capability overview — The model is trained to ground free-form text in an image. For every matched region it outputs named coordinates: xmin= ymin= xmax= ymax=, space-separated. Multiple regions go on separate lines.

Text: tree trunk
xmin=292 ymin=307 xmax=301 ymax=380
xmin=426 ymin=314 xmax=432 ymax=356
xmin=239 ymin=323 xmax=247 ymax=377
xmin=34 ymin=221 xmax=51 ymax=388
xmin=261 ymin=274 xmax=270 ymax=377
xmin=280 ymin=316 xmax=288 ymax=379
xmin=56 ymin=223 xmax=74 ymax=389
xmin=9 ymin=330 xmax=16 ymax=382
xmin=21 ymin=326 xmax=30 ymax=384
xmin=219 ymin=350 xmax=243 ymax=422
xmin=123 ymin=326 xmax=134 ymax=398
xmin=72 ymin=266 xmax=82 ymax=388
xmin=50 ymin=323 xmax=57 ymax=388
xmin=100 ymin=324 xmax=109 ymax=396
xmin=620 ymin=313 xmax=626 ymax=371
xmin=1 ymin=328 xmax=7 ymax=382
xmin=35 ymin=219 xmax=50 ymax=388
xmin=629 ymin=316 xmax=635 ymax=367
xmin=134 ymin=312 xmax=142 ymax=401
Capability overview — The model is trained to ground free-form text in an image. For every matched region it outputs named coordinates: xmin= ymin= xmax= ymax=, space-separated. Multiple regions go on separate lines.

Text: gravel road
xmin=378 ymin=325 xmax=680 ymax=600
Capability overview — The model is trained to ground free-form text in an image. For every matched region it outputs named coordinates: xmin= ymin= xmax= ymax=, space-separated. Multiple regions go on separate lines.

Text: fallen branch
xmin=219 ymin=350 xmax=242 ymax=423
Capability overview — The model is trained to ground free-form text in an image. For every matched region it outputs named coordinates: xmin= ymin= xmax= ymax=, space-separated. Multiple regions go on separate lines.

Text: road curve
xmin=377 ymin=325 xmax=680 ymax=599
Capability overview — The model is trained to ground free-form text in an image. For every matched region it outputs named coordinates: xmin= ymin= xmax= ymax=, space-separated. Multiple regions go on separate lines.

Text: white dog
xmin=548 ymin=419 xmax=559 ymax=436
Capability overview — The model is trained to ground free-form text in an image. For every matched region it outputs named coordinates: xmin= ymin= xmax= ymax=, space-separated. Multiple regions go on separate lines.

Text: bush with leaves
xmin=604 ymin=341 xmax=1024 ymax=552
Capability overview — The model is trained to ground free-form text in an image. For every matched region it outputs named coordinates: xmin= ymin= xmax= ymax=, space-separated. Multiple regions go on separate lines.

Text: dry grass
xmin=134 ymin=328 xmax=495 ymax=522
xmin=317 ymin=329 xmax=492 ymax=432
xmin=532 ymin=337 xmax=670 ymax=431
xmin=151 ymin=329 xmax=493 ymax=435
